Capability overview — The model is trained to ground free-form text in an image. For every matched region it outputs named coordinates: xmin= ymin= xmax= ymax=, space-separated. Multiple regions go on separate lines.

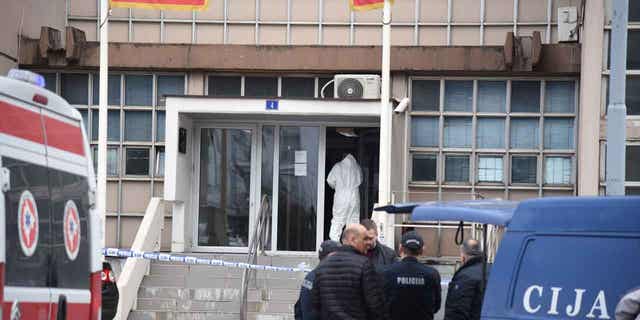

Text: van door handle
xmin=56 ymin=295 xmax=67 ymax=320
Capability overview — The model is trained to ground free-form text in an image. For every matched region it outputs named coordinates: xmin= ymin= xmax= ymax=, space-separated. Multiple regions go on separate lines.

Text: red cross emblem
xmin=18 ymin=190 xmax=39 ymax=257
xmin=63 ymin=200 xmax=81 ymax=261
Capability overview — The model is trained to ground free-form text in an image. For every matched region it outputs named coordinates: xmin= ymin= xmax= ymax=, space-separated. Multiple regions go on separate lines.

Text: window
xmin=477 ymin=156 xmax=503 ymax=183
xmin=156 ymin=111 xmax=165 ymax=142
xmin=545 ymin=81 xmax=575 ymax=113
xmin=61 ymin=74 xmax=88 ymax=105
xmin=79 ymin=109 xmax=89 ymax=134
xmin=125 ymin=148 xmax=150 ymax=175
xmin=512 ymin=156 xmax=537 ymax=184
xmin=627 ymin=31 xmax=640 ymax=70
xmin=510 ymin=118 xmax=539 ymax=149
xmin=207 ymin=76 xmax=241 ymax=96
xmin=444 ymin=80 xmax=473 ymax=112
xmin=92 ymin=74 xmax=121 ymax=106
xmin=411 ymin=117 xmax=439 ymax=147
xmin=544 ymin=118 xmax=574 ymax=149
xmin=444 ymin=117 xmax=472 ymax=148
xmin=626 ymin=77 xmax=640 ymax=116
xmin=412 ymin=154 xmax=437 ymax=182
xmin=626 ymin=145 xmax=640 ymax=181
xmin=477 ymin=81 xmax=506 ymax=113
xmin=445 ymin=155 xmax=469 ymax=182
xmin=511 ymin=81 xmax=540 ymax=113
xmin=42 ymin=73 xmax=57 ymax=93
xmin=91 ymin=110 xmax=120 ymax=142
xmin=157 ymin=75 xmax=184 ymax=106
xmin=282 ymin=77 xmax=315 ymax=98
xmin=319 ymin=77 xmax=334 ymax=99
xmin=155 ymin=147 xmax=165 ymax=177
xmin=124 ymin=111 xmax=152 ymax=141
xmin=476 ymin=118 xmax=505 ymax=149
xmin=544 ymin=157 xmax=572 ymax=184
xmin=626 ymin=187 xmax=640 ymax=195
xmin=92 ymin=147 xmax=119 ymax=176
xmin=125 ymin=75 xmax=153 ymax=106
xmin=411 ymin=80 xmax=440 ymax=111
xmin=244 ymin=76 xmax=277 ymax=97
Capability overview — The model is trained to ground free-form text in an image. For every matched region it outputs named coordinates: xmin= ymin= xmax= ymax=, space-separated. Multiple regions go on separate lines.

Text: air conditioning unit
xmin=334 ymin=74 xmax=381 ymax=99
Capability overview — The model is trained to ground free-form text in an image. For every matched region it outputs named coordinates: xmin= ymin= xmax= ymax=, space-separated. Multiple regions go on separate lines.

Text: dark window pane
xmin=61 ymin=74 xmax=89 ymax=105
xmin=207 ymin=76 xmax=241 ymax=96
xmin=157 ymin=75 xmax=184 ymax=106
xmin=156 ymin=111 xmax=165 ymax=142
xmin=319 ymin=77 xmax=334 ymax=99
xmin=626 ymin=187 xmax=640 ymax=195
xmin=245 ymin=77 xmax=278 ymax=97
xmin=92 ymin=74 xmax=121 ymax=105
xmin=631 ymin=1 xmax=640 ymax=22
xmin=282 ymin=77 xmax=315 ymax=98
xmin=411 ymin=117 xmax=439 ymax=147
xmin=545 ymin=81 xmax=575 ymax=113
xmin=79 ymin=109 xmax=89 ymax=134
xmin=477 ymin=118 xmax=505 ymax=149
xmin=125 ymin=148 xmax=150 ymax=175
xmin=628 ymin=31 xmax=640 ymax=70
xmin=91 ymin=110 xmax=120 ymax=141
xmin=125 ymin=75 xmax=153 ymax=106
xmin=626 ymin=77 xmax=640 ymax=115
xmin=444 ymin=117 xmax=472 ymax=148
xmin=478 ymin=81 xmax=506 ymax=113
xmin=412 ymin=154 xmax=437 ymax=181
xmin=124 ymin=111 xmax=152 ymax=141
xmin=445 ymin=155 xmax=469 ymax=182
xmin=412 ymin=80 xmax=440 ymax=111
xmin=512 ymin=156 xmax=537 ymax=184
xmin=43 ymin=73 xmax=57 ymax=93
xmin=510 ymin=118 xmax=539 ymax=149
xmin=626 ymin=145 xmax=640 ymax=181
xmin=511 ymin=81 xmax=540 ymax=113
xmin=444 ymin=80 xmax=473 ymax=112
xmin=544 ymin=118 xmax=574 ymax=149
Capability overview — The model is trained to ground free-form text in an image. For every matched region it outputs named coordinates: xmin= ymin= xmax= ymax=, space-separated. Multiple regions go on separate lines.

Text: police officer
xmin=383 ymin=231 xmax=442 ymax=320
xmin=294 ymin=240 xmax=341 ymax=320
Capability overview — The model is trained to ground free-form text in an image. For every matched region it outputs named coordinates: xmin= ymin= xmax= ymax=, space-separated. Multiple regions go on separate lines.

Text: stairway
xmin=128 ymin=254 xmax=318 ymax=320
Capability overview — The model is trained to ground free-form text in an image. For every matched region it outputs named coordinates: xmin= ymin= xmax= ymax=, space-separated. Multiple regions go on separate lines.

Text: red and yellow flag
xmin=109 ymin=0 xmax=208 ymax=11
xmin=350 ymin=0 xmax=393 ymax=11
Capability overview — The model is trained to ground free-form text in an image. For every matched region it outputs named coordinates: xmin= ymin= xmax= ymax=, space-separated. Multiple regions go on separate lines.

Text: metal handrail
xmin=240 ymin=195 xmax=271 ymax=320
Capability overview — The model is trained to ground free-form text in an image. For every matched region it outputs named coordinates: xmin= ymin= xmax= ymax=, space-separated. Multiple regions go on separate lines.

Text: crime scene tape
xmin=102 ymin=248 xmax=312 ymax=273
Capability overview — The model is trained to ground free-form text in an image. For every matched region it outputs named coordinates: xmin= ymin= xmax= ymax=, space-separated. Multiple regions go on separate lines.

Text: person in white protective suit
xmin=327 ymin=153 xmax=363 ymax=242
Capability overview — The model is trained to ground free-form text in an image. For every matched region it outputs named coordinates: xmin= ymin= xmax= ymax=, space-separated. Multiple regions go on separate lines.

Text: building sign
xmin=110 ymin=0 xmax=208 ymax=11
xmin=266 ymin=100 xmax=279 ymax=111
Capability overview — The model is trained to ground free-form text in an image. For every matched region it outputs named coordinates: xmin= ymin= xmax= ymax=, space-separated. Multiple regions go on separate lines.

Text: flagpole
xmin=379 ymin=0 xmax=394 ymax=246
xmin=97 ymin=0 xmax=109 ymax=249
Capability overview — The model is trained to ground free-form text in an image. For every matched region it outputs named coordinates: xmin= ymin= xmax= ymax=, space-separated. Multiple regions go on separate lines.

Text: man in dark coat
xmin=361 ymin=219 xmax=398 ymax=273
xmin=294 ymin=240 xmax=341 ymax=320
xmin=444 ymin=239 xmax=486 ymax=320
xmin=311 ymin=224 xmax=389 ymax=320
xmin=384 ymin=231 xmax=442 ymax=320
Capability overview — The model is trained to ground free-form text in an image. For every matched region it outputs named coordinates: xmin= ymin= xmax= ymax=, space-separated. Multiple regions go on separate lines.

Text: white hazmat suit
xmin=327 ymin=154 xmax=362 ymax=241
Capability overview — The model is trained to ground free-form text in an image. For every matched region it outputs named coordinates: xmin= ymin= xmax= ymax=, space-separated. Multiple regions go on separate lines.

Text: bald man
xmin=444 ymin=239 xmax=485 ymax=320
xmin=311 ymin=224 xmax=389 ymax=320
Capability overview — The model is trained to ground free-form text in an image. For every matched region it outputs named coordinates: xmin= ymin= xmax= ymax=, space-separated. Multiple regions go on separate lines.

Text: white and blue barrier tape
xmin=102 ymin=248 xmax=311 ymax=273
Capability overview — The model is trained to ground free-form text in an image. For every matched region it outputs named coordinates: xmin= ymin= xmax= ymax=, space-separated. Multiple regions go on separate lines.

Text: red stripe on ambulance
xmin=43 ymin=116 xmax=84 ymax=156
xmin=0 ymin=101 xmax=45 ymax=145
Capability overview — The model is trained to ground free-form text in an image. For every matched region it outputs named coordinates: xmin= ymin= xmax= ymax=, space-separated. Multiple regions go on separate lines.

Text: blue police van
xmin=378 ymin=196 xmax=640 ymax=320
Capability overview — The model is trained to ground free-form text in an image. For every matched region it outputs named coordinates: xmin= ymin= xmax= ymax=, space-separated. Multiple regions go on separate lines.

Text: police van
xmin=378 ymin=196 xmax=640 ymax=320
xmin=0 ymin=70 xmax=102 ymax=319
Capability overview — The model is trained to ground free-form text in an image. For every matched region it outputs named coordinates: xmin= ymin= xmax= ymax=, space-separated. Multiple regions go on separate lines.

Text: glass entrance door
xmin=196 ymin=127 xmax=255 ymax=249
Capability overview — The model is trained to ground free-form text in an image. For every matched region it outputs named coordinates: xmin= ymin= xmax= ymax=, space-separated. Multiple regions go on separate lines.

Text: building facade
xmin=2 ymin=0 xmax=637 ymax=256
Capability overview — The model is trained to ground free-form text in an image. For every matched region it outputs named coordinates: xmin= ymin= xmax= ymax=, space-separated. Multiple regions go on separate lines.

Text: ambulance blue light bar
xmin=7 ymin=69 xmax=46 ymax=88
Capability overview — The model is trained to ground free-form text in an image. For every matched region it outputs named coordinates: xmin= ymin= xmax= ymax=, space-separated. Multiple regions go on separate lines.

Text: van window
xmin=48 ymin=169 xmax=90 ymax=289
xmin=4 ymin=157 xmax=51 ymax=287
xmin=512 ymin=236 xmax=640 ymax=319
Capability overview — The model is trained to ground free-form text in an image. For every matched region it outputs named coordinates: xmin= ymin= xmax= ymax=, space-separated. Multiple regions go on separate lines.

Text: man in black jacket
xmin=294 ymin=240 xmax=341 ymax=320
xmin=384 ymin=231 xmax=442 ymax=320
xmin=311 ymin=224 xmax=389 ymax=320
xmin=361 ymin=219 xmax=398 ymax=273
xmin=444 ymin=239 xmax=485 ymax=320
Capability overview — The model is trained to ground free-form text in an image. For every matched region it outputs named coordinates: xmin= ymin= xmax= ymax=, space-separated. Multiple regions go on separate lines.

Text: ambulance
xmin=0 ymin=70 xmax=102 ymax=319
